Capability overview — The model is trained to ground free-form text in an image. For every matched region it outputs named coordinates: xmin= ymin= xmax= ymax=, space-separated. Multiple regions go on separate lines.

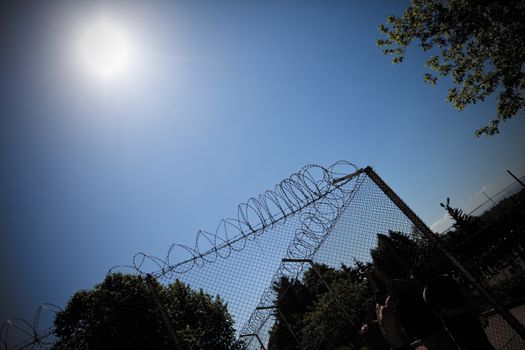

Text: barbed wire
xmin=109 ymin=161 xmax=360 ymax=279
xmin=4 ymin=163 xmax=522 ymax=349
xmin=239 ymin=171 xmax=366 ymax=338
xmin=1 ymin=161 xmax=359 ymax=349
xmin=0 ymin=304 xmax=60 ymax=350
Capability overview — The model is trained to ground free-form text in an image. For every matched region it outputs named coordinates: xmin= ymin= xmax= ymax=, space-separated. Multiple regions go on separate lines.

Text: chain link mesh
xmin=2 ymin=163 xmax=524 ymax=350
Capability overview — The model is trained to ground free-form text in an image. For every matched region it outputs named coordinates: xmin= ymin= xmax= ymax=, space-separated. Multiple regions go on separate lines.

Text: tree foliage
xmin=267 ymin=235 xmax=438 ymax=349
xmin=377 ymin=0 xmax=525 ymax=136
xmin=440 ymin=189 xmax=525 ymax=303
xmin=371 ymin=231 xmax=421 ymax=281
xmin=268 ymin=189 xmax=525 ymax=348
xmin=53 ymin=273 xmax=244 ymax=350
xmin=268 ymin=264 xmax=373 ymax=350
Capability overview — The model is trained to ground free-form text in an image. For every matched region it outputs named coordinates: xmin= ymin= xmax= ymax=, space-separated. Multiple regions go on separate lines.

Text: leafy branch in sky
xmin=377 ymin=0 xmax=525 ymax=136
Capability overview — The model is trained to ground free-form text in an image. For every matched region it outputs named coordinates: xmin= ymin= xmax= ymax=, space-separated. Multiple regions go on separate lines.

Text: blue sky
xmin=1 ymin=0 xmax=524 ymax=328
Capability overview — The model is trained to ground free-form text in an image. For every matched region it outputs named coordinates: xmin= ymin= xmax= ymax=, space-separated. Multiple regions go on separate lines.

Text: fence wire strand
xmin=2 ymin=162 xmax=524 ymax=350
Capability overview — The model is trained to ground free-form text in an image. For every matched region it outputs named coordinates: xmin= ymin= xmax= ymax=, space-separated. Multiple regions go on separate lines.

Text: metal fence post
xmin=145 ymin=274 xmax=184 ymax=350
xmin=256 ymin=306 xmax=300 ymax=346
xmin=239 ymin=333 xmax=266 ymax=350
xmin=282 ymin=259 xmax=371 ymax=349
xmin=363 ymin=166 xmax=525 ymax=340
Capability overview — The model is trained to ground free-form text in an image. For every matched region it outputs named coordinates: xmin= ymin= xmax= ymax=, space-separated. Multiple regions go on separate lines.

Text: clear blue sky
xmin=1 ymin=0 xmax=524 ymax=326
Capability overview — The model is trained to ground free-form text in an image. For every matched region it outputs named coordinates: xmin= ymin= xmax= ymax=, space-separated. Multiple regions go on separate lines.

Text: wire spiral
xmin=1 ymin=161 xmax=361 ymax=349
xmin=0 ymin=304 xmax=60 ymax=350
xmin=239 ymin=166 xmax=365 ymax=339
xmin=110 ymin=161 xmax=360 ymax=279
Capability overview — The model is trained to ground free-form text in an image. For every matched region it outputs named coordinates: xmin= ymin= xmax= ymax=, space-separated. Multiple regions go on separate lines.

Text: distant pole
xmin=506 ymin=170 xmax=525 ymax=188
xmin=482 ymin=192 xmax=498 ymax=206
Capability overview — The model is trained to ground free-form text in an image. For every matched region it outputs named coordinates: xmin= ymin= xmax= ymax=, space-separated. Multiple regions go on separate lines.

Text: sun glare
xmin=76 ymin=18 xmax=134 ymax=82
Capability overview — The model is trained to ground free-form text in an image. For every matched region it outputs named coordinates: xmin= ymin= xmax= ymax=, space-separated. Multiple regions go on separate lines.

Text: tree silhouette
xmin=53 ymin=273 xmax=245 ymax=350
xmin=268 ymin=264 xmax=373 ymax=350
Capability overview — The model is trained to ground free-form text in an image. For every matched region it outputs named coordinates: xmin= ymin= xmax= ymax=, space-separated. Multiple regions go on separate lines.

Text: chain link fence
xmin=2 ymin=163 xmax=524 ymax=349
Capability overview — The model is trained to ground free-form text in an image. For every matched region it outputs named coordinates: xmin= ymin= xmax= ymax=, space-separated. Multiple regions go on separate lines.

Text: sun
xmin=76 ymin=18 xmax=134 ymax=81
